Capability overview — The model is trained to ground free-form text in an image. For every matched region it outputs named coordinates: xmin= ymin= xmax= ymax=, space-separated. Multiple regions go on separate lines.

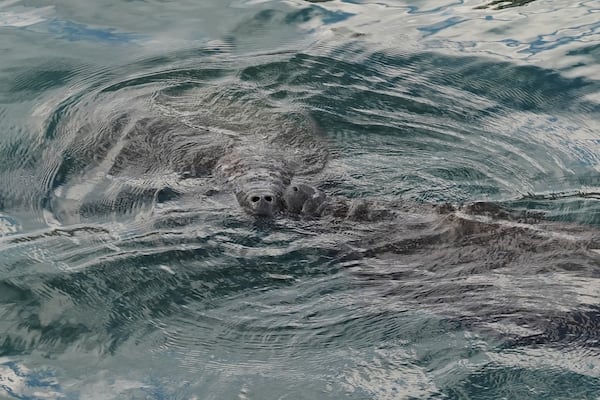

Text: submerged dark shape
xmin=45 ymin=83 xmax=328 ymax=222
xmin=282 ymin=183 xmax=600 ymax=348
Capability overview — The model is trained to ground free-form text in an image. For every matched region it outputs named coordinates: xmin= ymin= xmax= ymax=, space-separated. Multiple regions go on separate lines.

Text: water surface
xmin=1 ymin=0 xmax=600 ymax=398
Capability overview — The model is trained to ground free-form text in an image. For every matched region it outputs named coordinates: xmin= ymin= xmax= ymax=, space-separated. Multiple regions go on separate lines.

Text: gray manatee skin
xmin=282 ymin=182 xmax=549 ymax=224
xmin=282 ymin=183 xmax=399 ymax=221
xmin=282 ymin=183 xmax=389 ymax=220
xmin=43 ymin=88 xmax=546 ymax=223
xmin=48 ymin=108 xmax=544 ymax=223
xmin=215 ymin=149 xmax=293 ymax=218
xmin=282 ymin=183 xmax=327 ymax=215
xmin=40 ymin=79 xmax=331 ymax=222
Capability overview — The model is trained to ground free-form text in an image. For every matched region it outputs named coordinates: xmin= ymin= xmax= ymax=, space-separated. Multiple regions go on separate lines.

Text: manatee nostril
xmin=251 ymin=196 xmax=260 ymax=203
xmin=264 ymin=195 xmax=273 ymax=202
xmin=293 ymin=186 xmax=298 ymax=192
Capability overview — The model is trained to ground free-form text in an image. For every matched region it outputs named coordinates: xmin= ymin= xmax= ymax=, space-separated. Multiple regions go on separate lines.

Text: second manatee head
xmin=283 ymin=183 xmax=327 ymax=216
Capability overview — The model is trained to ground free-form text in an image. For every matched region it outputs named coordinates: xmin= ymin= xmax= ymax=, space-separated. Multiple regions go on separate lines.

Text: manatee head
xmin=283 ymin=183 xmax=327 ymax=216
xmin=214 ymin=150 xmax=310 ymax=218
xmin=236 ymin=183 xmax=285 ymax=218
xmin=213 ymin=150 xmax=292 ymax=218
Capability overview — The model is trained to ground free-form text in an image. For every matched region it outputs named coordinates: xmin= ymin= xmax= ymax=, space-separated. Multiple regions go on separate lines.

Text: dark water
xmin=1 ymin=0 xmax=600 ymax=398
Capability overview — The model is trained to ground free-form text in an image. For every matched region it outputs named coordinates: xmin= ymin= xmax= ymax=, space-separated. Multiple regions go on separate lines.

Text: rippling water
xmin=1 ymin=0 xmax=600 ymax=398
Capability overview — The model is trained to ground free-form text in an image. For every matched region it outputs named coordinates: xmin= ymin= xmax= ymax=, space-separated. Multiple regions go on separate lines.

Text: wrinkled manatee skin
xmin=283 ymin=183 xmax=327 ymax=216
xmin=215 ymin=150 xmax=292 ymax=217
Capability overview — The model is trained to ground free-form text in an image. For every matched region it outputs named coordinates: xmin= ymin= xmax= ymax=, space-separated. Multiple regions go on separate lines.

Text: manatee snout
xmin=235 ymin=181 xmax=328 ymax=218
xmin=237 ymin=189 xmax=283 ymax=217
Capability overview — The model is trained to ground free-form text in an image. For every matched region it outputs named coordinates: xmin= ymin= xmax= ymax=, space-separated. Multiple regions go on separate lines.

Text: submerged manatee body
xmin=25 ymin=71 xmax=600 ymax=356
xmin=281 ymin=181 xmax=600 ymax=350
xmin=44 ymin=82 xmax=328 ymax=222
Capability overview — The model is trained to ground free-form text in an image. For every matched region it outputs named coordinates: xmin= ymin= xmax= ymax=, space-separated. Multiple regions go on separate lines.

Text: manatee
xmin=283 ymin=182 xmax=401 ymax=221
xmin=13 ymin=68 xmax=600 ymax=365
xmin=282 ymin=183 xmax=327 ymax=215
xmin=44 ymin=84 xmax=329 ymax=223
xmin=215 ymin=148 xmax=292 ymax=217
xmin=278 ymin=180 xmax=600 ymax=352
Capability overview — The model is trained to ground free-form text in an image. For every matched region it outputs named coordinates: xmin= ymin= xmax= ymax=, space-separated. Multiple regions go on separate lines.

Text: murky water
xmin=1 ymin=0 xmax=600 ymax=398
